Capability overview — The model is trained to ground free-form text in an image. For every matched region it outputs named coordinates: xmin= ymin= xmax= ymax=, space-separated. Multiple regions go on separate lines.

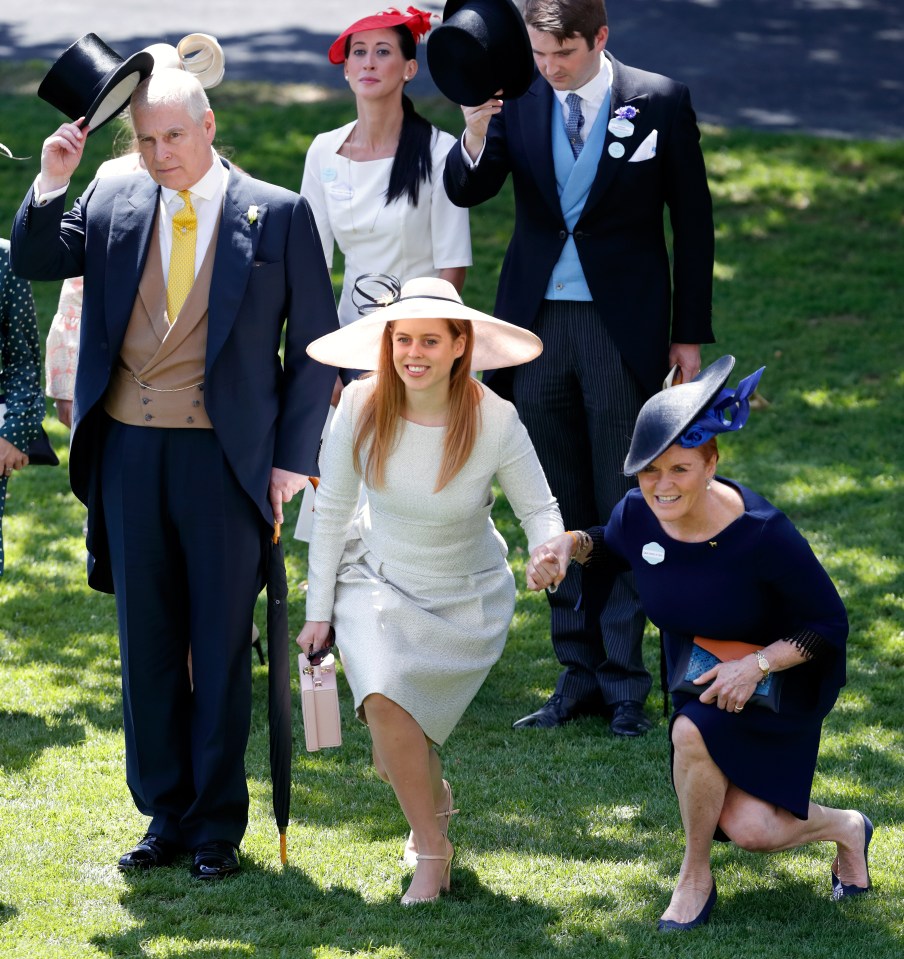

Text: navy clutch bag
xmin=669 ymin=637 xmax=783 ymax=712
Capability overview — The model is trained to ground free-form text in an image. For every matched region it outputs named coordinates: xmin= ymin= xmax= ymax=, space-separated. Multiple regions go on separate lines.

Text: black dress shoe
xmin=191 ymin=841 xmax=241 ymax=880
xmin=118 ymin=834 xmax=183 ymax=871
xmin=512 ymin=693 xmax=601 ymax=729
xmin=610 ymin=701 xmax=653 ymax=737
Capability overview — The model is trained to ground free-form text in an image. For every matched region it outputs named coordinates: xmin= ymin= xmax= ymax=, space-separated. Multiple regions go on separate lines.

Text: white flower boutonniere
xmin=247 ymin=205 xmax=259 ymax=225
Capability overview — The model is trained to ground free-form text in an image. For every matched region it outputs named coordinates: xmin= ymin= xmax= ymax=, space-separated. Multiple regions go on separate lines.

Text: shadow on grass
xmin=0 ymin=709 xmax=87 ymax=770
xmin=0 ymin=902 xmax=17 ymax=926
xmin=93 ymin=859 xmax=557 ymax=959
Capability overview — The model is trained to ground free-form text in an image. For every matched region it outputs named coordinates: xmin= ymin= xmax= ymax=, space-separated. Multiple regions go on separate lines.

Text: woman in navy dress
xmin=528 ymin=356 xmax=874 ymax=931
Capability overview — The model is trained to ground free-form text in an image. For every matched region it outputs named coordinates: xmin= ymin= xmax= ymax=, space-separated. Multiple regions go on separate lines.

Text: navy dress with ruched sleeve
xmin=586 ymin=479 xmax=848 ymax=820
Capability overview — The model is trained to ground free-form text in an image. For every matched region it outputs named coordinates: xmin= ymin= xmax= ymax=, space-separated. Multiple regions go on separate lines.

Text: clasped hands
xmin=525 ymin=532 xmax=576 ymax=593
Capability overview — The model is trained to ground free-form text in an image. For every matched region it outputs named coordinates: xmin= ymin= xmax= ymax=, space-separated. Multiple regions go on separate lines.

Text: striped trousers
xmin=513 ymin=300 xmax=652 ymax=706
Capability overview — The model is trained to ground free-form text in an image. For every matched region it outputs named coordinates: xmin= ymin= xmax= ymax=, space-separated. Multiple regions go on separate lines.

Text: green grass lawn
xmin=1 ymin=69 xmax=902 ymax=958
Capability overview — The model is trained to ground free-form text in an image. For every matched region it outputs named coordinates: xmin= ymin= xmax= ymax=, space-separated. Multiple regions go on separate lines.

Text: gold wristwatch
xmin=567 ymin=529 xmax=593 ymax=565
xmin=754 ymin=650 xmax=771 ymax=680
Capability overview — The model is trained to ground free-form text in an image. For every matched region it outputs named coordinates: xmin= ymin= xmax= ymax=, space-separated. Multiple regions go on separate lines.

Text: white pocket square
xmin=628 ymin=129 xmax=658 ymax=163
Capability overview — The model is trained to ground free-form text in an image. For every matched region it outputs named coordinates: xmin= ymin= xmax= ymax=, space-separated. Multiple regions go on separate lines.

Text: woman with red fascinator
xmin=300 ymin=7 xmax=472 ymax=333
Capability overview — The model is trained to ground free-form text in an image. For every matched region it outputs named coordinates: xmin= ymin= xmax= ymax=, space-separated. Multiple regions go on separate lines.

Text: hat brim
xmin=307 ymin=298 xmax=542 ymax=372
xmin=83 ymin=50 xmax=154 ymax=132
xmin=622 ymin=356 xmax=736 ymax=475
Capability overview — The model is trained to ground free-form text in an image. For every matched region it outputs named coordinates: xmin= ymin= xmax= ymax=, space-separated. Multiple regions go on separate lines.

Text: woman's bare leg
xmin=720 ymin=788 xmax=870 ymax=886
xmin=662 ymin=715 xmax=727 ymax=923
xmin=363 ymin=694 xmax=451 ymax=900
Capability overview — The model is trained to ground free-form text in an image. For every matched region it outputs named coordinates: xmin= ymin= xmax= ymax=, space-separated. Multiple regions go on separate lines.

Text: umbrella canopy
xmin=266 ymin=520 xmax=292 ymax=864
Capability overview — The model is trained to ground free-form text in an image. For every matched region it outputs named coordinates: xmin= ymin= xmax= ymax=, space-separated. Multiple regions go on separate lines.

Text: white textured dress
xmin=300 ymin=121 xmax=472 ymax=328
xmin=304 ymin=378 xmax=563 ymax=744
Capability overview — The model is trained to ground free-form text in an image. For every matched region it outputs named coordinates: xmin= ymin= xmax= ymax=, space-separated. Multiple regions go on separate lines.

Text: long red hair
xmin=352 ymin=319 xmax=481 ymax=491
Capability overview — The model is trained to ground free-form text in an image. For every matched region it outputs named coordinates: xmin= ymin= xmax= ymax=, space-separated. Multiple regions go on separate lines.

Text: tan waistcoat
xmin=104 ymin=211 xmax=221 ymax=428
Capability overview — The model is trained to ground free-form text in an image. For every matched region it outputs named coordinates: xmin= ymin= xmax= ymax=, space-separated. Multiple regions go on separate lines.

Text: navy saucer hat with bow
xmin=623 ymin=356 xmax=736 ymax=475
xmin=427 ymin=0 xmax=535 ymax=106
xmin=37 ymin=33 xmax=154 ymax=134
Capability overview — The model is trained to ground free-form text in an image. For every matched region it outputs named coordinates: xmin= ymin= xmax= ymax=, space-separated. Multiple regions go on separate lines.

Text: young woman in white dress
xmin=300 ymin=8 xmax=471 ymax=329
xmin=297 ymin=277 xmax=563 ymax=904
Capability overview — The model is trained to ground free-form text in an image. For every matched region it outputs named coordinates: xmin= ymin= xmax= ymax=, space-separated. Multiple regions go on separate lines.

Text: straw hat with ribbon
xmin=306 ymin=275 xmax=543 ymax=372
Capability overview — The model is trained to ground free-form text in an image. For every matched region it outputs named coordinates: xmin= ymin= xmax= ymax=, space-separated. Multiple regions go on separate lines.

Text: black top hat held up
xmin=37 ymin=33 xmax=154 ymax=134
xmin=427 ymin=0 xmax=535 ymax=106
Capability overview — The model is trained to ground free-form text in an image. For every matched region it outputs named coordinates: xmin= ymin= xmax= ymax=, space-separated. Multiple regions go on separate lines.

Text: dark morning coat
xmin=11 ymin=159 xmax=339 ymax=592
xmin=444 ymin=52 xmax=716 ymax=397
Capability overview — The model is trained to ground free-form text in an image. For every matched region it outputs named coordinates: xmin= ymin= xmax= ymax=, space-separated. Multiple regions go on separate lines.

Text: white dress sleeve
xmin=303 ymin=381 xmax=367 ymax=621
xmin=429 ymin=129 xmax=472 ymax=270
xmin=300 ymin=133 xmax=336 ymax=270
xmin=493 ymin=399 xmax=564 ymax=551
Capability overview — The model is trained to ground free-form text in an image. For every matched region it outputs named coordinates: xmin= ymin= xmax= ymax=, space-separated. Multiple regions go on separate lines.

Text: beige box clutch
xmin=298 ymin=652 xmax=342 ymax=752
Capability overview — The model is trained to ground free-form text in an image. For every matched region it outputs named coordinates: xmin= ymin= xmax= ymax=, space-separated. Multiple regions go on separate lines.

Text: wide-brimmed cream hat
xmin=306 ymin=276 xmax=543 ymax=372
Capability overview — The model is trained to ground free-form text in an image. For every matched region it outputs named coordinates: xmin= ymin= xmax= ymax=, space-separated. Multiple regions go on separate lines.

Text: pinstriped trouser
xmin=513 ymin=300 xmax=652 ymax=706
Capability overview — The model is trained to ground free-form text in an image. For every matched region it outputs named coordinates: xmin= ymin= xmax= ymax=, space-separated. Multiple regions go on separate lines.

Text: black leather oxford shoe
xmin=512 ymin=693 xmax=603 ymax=729
xmin=118 ymin=834 xmax=183 ymax=871
xmin=190 ymin=841 xmax=241 ymax=880
xmin=610 ymin=701 xmax=652 ymax=737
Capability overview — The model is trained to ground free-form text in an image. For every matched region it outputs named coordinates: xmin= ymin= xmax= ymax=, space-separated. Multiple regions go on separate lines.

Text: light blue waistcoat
xmin=544 ymin=88 xmax=611 ymax=301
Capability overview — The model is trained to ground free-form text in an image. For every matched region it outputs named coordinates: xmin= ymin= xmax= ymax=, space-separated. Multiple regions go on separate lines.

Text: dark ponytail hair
xmin=345 ymin=24 xmax=433 ymax=207
xmin=387 ymin=91 xmax=433 ymax=206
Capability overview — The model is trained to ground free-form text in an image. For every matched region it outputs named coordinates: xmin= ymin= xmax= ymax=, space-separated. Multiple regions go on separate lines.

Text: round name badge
xmin=607 ymin=117 xmax=635 ymax=138
xmin=608 ymin=141 xmax=626 ymax=159
xmin=641 ymin=541 xmax=666 ymax=565
xmin=321 ymin=167 xmax=338 ymax=183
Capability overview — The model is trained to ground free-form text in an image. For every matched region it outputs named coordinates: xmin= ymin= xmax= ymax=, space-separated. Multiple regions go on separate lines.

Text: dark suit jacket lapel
xmin=207 ymin=160 xmax=264 ymax=370
xmin=522 ymin=74 xmax=562 ymax=220
xmin=583 ymin=53 xmax=648 ymax=216
xmin=106 ymin=179 xmax=158 ymax=349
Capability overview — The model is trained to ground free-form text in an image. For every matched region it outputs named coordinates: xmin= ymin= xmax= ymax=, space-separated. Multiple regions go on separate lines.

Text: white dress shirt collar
xmin=553 ymin=53 xmax=613 ymax=111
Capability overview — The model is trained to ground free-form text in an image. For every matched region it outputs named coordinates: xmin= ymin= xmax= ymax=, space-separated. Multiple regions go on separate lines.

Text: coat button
xmin=142 ymin=397 xmax=150 ymax=405
xmin=574 ymin=230 xmax=584 ymax=240
xmin=186 ymin=416 xmax=194 ymax=424
xmin=192 ymin=399 xmax=200 ymax=407
xmin=558 ymin=230 xmax=567 ymax=240
xmin=144 ymin=413 xmax=153 ymax=421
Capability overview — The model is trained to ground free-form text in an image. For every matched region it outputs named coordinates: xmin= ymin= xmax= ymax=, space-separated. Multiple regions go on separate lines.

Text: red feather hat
xmin=328 ymin=6 xmax=435 ymax=64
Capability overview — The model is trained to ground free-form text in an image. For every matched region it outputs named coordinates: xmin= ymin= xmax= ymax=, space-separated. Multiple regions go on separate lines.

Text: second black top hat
xmin=37 ymin=33 xmax=154 ymax=134
xmin=427 ymin=0 xmax=535 ymax=106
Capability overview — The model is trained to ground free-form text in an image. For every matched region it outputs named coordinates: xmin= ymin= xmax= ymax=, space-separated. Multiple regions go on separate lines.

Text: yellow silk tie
xmin=166 ymin=190 xmax=197 ymax=323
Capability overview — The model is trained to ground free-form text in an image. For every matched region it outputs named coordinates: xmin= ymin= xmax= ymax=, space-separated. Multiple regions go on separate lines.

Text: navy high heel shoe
xmin=657 ymin=882 xmax=717 ymax=932
xmin=832 ymin=812 xmax=873 ymax=899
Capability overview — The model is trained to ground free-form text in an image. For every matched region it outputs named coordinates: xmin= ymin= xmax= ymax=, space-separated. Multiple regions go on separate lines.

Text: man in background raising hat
xmin=12 ymin=68 xmax=338 ymax=877
xmin=444 ymin=0 xmax=715 ymax=735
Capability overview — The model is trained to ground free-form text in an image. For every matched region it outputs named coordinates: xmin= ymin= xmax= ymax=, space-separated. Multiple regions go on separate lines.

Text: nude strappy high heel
xmin=400 ymin=840 xmax=453 ymax=905
xmin=403 ymin=779 xmax=459 ymax=866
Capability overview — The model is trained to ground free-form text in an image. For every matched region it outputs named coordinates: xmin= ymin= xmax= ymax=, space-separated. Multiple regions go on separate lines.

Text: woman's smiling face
xmin=390 ymin=318 xmax=466 ymax=395
xmin=636 ymin=443 xmax=717 ymax=525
